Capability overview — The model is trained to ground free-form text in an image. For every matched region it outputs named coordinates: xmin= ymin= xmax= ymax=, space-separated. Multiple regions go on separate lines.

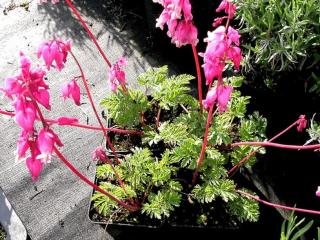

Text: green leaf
xmin=100 ymin=89 xmax=150 ymax=128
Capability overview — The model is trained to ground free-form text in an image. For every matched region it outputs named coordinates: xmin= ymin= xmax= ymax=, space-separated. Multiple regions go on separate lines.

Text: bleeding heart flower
xmin=216 ymin=0 xmax=237 ymax=19
xmin=297 ymin=115 xmax=307 ymax=132
xmin=153 ymin=0 xmax=198 ymax=47
xmin=203 ymin=85 xmax=233 ymax=112
xmin=26 ymin=156 xmax=43 ymax=181
xmin=109 ymin=57 xmax=127 ymax=92
xmin=61 ymin=78 xmax=81 ymax=106
xmin=92 ymin=146 xmax=107 ymax=163
xmin=37 ymin=128 xmax=63 ymax=164
xmin=38 ymin=39 xmax=72 ymax=71
xmin=14 ymin=98 xmax=36 ymax=132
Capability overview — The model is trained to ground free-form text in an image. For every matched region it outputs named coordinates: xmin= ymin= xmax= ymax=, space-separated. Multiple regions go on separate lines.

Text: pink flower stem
xmin=24 ymin=87 xmax=133 ymax=206
xmin=231 ymin=142 xmax=320 ymax=150
xmin=65 ymin=0 xmax=111 ymax=68
xmin=191 ymin=45 xmax=203 ymax=113
xmin=228 ymin=119 xmax=300 ymax=175
xmin=237 ymin=190 xmax=320 ymax=215
xmin=156 ymin=108 xmax=161 ymax=128
xmin=0 ymin=109 xmax=142 ymax=135
xmin=70 ymin=51 xmax=132 ymax=196
xmin=53 ymin=146 xmax=138 ymax=212
xmin=70 ymin=51 xmax=121 ymax=165
xmin=192 ymin=105 xmax=214 ymax=185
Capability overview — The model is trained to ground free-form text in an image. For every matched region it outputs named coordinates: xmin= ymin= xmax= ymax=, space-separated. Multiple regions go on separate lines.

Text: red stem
xmin=231 ymin=142 xmax=320 ymax=150
xmin=237 ymin=190 xmax=320 ymax=215
xmin=156 ymin=108 xmax=161 ymax=128
xmin=228 ymin=119 xmax=300 ymax=175
xmin=53 ymin=146 xmax=138 ymax=212
xmin=192 ymin=105 xmax=214 ymax=185
xmin=191 ymin=45 xmax=203 ymax=113
xmin=70 ymin=51 xmax=121 ymax=164
xmin=65 ymin=0 xmax=111 ymax=68
xmin=0 ymin=109 xmax=142 ymax=135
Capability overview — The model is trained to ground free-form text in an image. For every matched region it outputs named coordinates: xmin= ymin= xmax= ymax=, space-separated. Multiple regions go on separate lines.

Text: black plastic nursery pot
xmin=88 ymin=160 xmax=283 ymax=240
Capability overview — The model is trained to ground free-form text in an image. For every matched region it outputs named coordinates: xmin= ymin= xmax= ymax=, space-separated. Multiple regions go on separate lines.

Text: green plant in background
xmin=237 ymin=0 xmax=320 ymax=72
xmin=280 ymin=210 xmax=314 ymax=240
xmin=0 ymin=225 xmax=5 ymax=240
xmin=93 ymin=66 xmax=266 ymax=224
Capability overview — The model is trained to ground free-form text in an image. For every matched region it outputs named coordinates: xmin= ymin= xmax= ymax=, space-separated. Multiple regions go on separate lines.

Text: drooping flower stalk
xmin=69 ymin=51 xmax=121 ymax=164
xmin=228 ymin=116 xmax=305 ymax=175
xmin=237 ymin=190 xmax=320 ymax=215
xmin=65 ymin=0 xmax=111 ymax=68
xmin=54 ymin=146 xmax=138 ymax=212
xmin=192 ymin=105 xmax=214 ymax=185
xmin=0 ymin=109 xmax=142 ymax=135
xmin=191 ymin=45 xmax=203 ymax=113
xmin=231 ymin=141 xmax=320 ymax=150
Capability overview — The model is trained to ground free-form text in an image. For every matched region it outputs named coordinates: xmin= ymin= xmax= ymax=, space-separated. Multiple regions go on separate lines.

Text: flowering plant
xmin=1 ymin=0 xmax=320 ymax=230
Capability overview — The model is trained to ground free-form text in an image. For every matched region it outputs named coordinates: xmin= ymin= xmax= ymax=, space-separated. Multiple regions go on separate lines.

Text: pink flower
xmin=203 ymin=85 xmax=233 ymax=112
xmin=2 ymin=53 xmax=50 ymax=110
xmin=0 ymin=77 xmax=23 ymax=100
xmin=13 ymin=98 xmax=36 ymax=132
xmin=316 ymin=186 xmax=320 ymax=197
xmin=61 ymin=78 xmax=81 ymax=105
xmin=227 ymin=27 xmax=241 ymax=46
xmin=57 ymin=117 xmax=79 ymax=126
xmin=109 ymin=57 xmax=127 ymax=92
xmin=26 ymin=156 xmax=43 ymax=181
xmin=227 ymin=46 xmax=242 ymax=70
xmin=92 ymin=146 xmax=107 ymax=163
xmin=216 ymin=0 xmax=237 ymax=19
xmin=297 ymin=115 xmax=307 ymax=132
xmin=37 ymin=128 xmax=63 ymax=164
xmin=201 ymin=26 xmax=242 ymax=85
xmin=212 ymin=17 xmax=224 ymax=28
xmin=16 ymin=130 xmax=31 ymax=160
xmin=153 ymin=0 xmax=198 ymax=47
xmin=37 ymin=39 xmax=72 ymax=71
xmin=26 ymin=144 xmax=43 ymax=181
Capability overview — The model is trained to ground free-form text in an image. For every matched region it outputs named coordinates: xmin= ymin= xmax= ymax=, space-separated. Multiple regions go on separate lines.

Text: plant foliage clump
xmin=94 ymin=67 xmax=267 ymax=225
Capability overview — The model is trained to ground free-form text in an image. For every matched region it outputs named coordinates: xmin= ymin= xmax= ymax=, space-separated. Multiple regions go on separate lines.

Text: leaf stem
xmin=191 ymin=45 xmax=203 ymax=113
xmin=70 ymin=51 xmax=121 ymax=164
xmin=0 ymin=109 xmax=142 ymax=135
xmin=237 ymin=190 xmax=320 ymax=215
xmin=54 ymin=146 xmax=138 ymax=212
xmin=65 ymin=0 xmax=111 ymax=68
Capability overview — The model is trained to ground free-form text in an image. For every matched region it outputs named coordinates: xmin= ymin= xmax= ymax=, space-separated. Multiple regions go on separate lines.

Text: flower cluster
xmin=153 ymin=0 xmax=198 ymax=47
xmin=0 ymin=38 xmax=78 ymax=181
xmin=1 ymin=53 xmax=64 ymax=180
xmin=109 ymin=57 xmax=127 ymax=92
xmin=200 ymin=0 xmax=241 ymax=111
xmin=37 ymin=39 xmax=72 ymax=71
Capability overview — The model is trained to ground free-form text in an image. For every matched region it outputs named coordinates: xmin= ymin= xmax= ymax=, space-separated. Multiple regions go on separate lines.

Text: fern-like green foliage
xmin=92 ymin=182 xmax=136 ymax=217
xmin=192 ymin=179 xmax=237 ymax=203
xmin=142 ymin=188 xmax=182 ymax=219
xmin=100 ymin=89 xmax=150 ymax=128
xmin=94 ymin=67 xmax=267 ymax=225
xmin=227 ymin=192 xmax=260 ymax=223
xmin=138 ymin=66 xmax=195 ymax=109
